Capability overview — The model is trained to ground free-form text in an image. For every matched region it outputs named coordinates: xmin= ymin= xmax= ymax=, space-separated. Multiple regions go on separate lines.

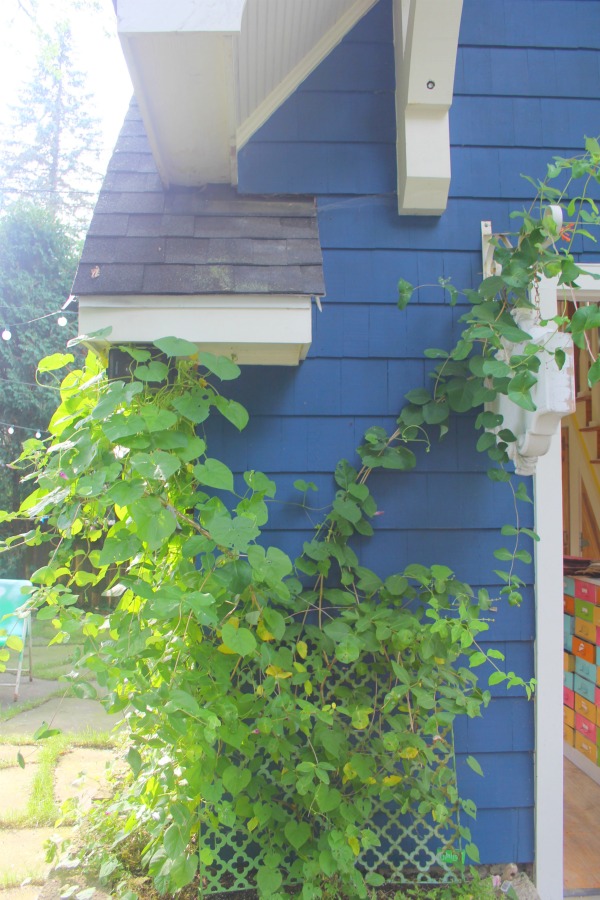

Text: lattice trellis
xmin=198 ymin=659 xmax=466 ymax=895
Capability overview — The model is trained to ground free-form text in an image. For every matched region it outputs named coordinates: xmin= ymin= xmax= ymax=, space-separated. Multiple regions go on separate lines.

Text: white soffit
xmin=236 ymin=0 xmax=379 ymax=149
xmin=78 ymin=294 xmax=313 ymax=367
xmin=393 ymin=0 xmax=463 ymax=215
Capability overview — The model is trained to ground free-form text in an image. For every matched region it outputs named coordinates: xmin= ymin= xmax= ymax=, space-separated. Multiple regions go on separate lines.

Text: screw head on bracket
xmin=426 ymin=80 xmax=435 ymax=90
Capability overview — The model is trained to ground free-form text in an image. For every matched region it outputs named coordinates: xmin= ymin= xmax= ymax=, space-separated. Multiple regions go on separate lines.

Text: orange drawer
xmin=575 ymin=693 xmax=597 ymax=724
xmin=565 ymin=652 xmax=575 ymax=672
xmin=565 ymin=595 xmax=575 ymax=616
xmin=564 ymin=705 xmax=575 ymax=728
xmin=572 ymin=637 xmax=596 ymax=664
xmin=575 ymin=578 xmax=600 ymax=604
xmin=575 ymin=617 xmax=597 ymax=642
xmin=575 ymin=731 xmax=598 ymax=763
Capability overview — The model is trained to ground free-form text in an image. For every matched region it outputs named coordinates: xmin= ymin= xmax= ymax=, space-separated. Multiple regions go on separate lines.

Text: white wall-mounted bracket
xmin=482 ymin=220 xmax=575 ymax=475
xmin=393 ymin=0 xmax=463 ymax=216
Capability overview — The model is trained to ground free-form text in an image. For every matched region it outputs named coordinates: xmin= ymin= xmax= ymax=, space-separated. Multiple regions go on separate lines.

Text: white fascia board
xmin=117 ymin=0 xmax=247 ymax=34
xmin=236 ymin=0 xmax=379 ymax=151
xmin=393 ymin=0 xmax=463 ymax=216
xmin=78 ymin=294 xmax=313 ymax=366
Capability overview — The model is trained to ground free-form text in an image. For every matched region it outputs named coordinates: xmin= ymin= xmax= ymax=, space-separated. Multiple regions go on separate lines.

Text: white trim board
xmin=533 ymin=269 xmax=600 ymax=899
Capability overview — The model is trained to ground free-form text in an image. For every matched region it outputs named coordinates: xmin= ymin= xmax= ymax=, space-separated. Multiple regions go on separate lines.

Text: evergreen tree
xmin=0 ymin=202 xmax=79 ymax=575
xmin=0 ymin=19 xmax=103 ymax=225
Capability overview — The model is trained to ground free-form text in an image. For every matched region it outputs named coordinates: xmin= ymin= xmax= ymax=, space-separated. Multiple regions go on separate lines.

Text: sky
xmin=0 ymin=0 xmax=133 ymax=169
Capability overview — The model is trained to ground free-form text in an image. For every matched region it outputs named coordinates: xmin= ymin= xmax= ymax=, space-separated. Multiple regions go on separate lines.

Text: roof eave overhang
xmin=116 ymin=0 xmax=463 ymax=215
xmin=116 ymin=0 xmax=247 ymax=186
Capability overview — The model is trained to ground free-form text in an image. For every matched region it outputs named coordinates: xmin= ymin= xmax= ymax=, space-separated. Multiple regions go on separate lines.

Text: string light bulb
xmin=57 ymin=316 xmax=67 ymax=327
xmin=2 ymin=329 xmax=11 ymax=341
xmin=7 ymin=426 xmax=14 ymax=435
xmin=35 ymin=431 xmax=41 ymax=439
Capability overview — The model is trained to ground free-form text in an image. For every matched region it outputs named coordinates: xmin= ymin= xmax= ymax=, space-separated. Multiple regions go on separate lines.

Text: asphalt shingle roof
xmin=73 ymin=102 xmax=325 ymax=298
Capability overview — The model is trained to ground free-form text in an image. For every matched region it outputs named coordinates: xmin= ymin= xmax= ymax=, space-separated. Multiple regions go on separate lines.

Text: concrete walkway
xmin=0 ymin=676 xmax=118 ymax=900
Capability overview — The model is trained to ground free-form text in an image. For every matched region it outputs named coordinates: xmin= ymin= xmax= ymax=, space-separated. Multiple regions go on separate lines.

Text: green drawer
xmin=575 ymin=656 xmax=597 ymax=684
xmin=564 ymin=576 xmax=575 ymax=597
xmin=575 ymin=597 xmax=595 ymax=623
xmin=564 ymin=671 xmax=574 ymax=690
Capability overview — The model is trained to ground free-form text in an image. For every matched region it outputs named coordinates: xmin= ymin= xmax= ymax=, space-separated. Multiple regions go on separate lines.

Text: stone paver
xmin=0 ymin=887 xmax=40 ymax=899
xmin=0 ymin=681 xmax=62 ymax=713
xmin=0 ymin=698 xmax=118 ymax=737
xmin=0 ymin=827 xmax=70 ymax=887
xmin=0 ymin=746 xmax=40 ymax=767
xmin=0 ymin=762 xmax=39 ymax=819
xmin=54 ymin=748 xmax=115 ymax=812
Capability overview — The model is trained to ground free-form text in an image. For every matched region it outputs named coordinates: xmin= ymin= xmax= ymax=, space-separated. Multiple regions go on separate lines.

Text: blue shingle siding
xmin=224 ymin=0 xmax=600 ymax=866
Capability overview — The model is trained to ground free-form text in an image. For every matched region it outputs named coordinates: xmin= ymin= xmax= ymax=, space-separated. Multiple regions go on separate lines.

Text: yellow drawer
xmin=575 ymin=694 xmax=597 ymax=724
xmin=565 ymin=652 xmax=576 ymax=672
xmin=575 ymin=731 xmax=597 ymax=763
xmin=564 ymin=705 xmax=576 ymax=728
xmin=575 ymin=617 xmax=597 ymax=642
xmin=564 ymin=723 xmax=575 ymax=745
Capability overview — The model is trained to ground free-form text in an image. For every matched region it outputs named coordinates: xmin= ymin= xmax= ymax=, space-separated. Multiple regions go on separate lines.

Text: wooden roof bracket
xmin=393 ymin=0 xmax=463 ymax=216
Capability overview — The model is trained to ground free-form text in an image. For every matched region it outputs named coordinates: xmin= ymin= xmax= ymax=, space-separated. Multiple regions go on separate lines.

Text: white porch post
xmin=533 ymin=276 xmax=563 ymax=899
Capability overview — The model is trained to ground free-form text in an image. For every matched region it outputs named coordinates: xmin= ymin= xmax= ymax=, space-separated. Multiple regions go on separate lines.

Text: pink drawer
xmin=564 ymin=686 xmax=575 ymax=708
xmin=575 ymin=712 xmax=597 ymax=742
xmin=575 ymin=578 xmax=600 ymax=604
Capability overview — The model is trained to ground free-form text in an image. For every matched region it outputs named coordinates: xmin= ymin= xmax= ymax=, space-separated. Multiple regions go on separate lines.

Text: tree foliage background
xmin=0 ymin=0 xmax=111 ymax=575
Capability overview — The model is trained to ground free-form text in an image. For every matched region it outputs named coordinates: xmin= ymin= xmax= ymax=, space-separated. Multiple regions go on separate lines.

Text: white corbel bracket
xmin=393 ymin=0 xmax=463 ymax=216
xmin=488 ymin=309 xmax=575 ymax=476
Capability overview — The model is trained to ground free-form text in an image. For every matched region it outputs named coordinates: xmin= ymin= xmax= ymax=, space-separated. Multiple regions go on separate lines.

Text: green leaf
xmin=153 ymin=336 xmax=198 ymax=357
xmin=213 ymin=396 xmax=249 ymax=431
xmin=284 ymin=820 xmax=311 ymax=851
xmin=198 ymin=351 xmax=240 ymax=381
xmin=164 ymin=821 xmax=189 ymax=858
xmin=33 ymin=722 xmax=61 ymax=740
xmin=256 ymin=867 xmax=283 ymax=895
xmin=171 ymin=391 xmax=211 ymax=424
xmin=193 ymin=459 xmax=235 ymax=492
xmin=335 ymin=635 xmax=361 ymax=664
xmin=466 ymin=755 xmax=483 ymax=776
xmin=164 ymin=690 xmax=201 ymax=716
xmin=37 ymin=352 xmax=74 ymax=373
xmin=221 ymin=623 xmax=257 ymax=656
xmin=397 ymin=278 xmax=413 ymax=310
xmin=129 ymin=497 xmax=177 ymax=551
xmin=134 ymin=360 xmax=170 ymax=382
xmin=222 ymin=764 xmax=252 ymax=795
xmin=404 ymin=388 xmax=432 ymax=406
xmin=17 ymin=752 xmax=25 ymax=769
xmin=5 ymin=635 xmax=23 ymax=652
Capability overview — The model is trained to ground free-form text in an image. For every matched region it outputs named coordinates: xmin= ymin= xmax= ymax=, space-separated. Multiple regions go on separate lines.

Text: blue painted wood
xmin=224 ymin=0 xmax=600 ymax=866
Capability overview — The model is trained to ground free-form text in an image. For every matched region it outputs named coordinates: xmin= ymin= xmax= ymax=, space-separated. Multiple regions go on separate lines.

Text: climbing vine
xmin=3 ymin=141 xmax=600 ymax=898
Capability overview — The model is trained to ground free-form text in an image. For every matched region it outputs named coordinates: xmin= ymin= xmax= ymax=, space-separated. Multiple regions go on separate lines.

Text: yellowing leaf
xmin=296 ymin=640 xmax=308 ymax=660
xmin=218 ymin=644 xmax=237 ymax=655
xmin=348 ymin=836 xmax=360 ymax=857
xmin=304 ymin=680 xmax=313 ymax=696
xmin=257 ymin=620 xmax=275 ymax=642
xmin=383 ymin=775 xmax=402 ymax=786
xmin=293 ymin=661 xmax=306 ymax=673
xmin=265 ymin=665 xmax=292 ymax=679
xmin=248 ymin=817 xmax=259 ymax=832
xmin=399 ymin=747 xmax=419 ymax=759
xmin=115 ymin=503 xmax=127 ymax=520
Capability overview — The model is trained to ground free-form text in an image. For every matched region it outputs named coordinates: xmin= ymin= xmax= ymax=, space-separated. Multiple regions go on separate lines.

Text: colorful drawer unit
xmin=575 ymin=731 xmax=598 ymax=764
xmin=564 ymin=705 xmax=576 ymax=728
xmin=574 ymin=673 xmax=596 ymax=703
xmin=565 ymin=670 xmax=575 ymax=690
xmin=575 ymin=617 xmax=597 ymax=642
xmin=564 ymin=722 xmax=575 ymax=745
xmin=575 ymin=694 xmax=597 ymax=724
xmin=575 ymin=656 xmax=597 ymax=685
xmin=565 ymin=595 xmax=575 ymax=616
xmin=564 ymin=575 xmax=575 ymax=598
xmin=565 ymin=652 xmax=575 ymax=672
xmin=572 ymin=636 xmax=596 ymax=664
xmin=565 ymin=613 xmax=574 ymax=634
xmin=575 ymin=577 xmax=600 ymax=604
